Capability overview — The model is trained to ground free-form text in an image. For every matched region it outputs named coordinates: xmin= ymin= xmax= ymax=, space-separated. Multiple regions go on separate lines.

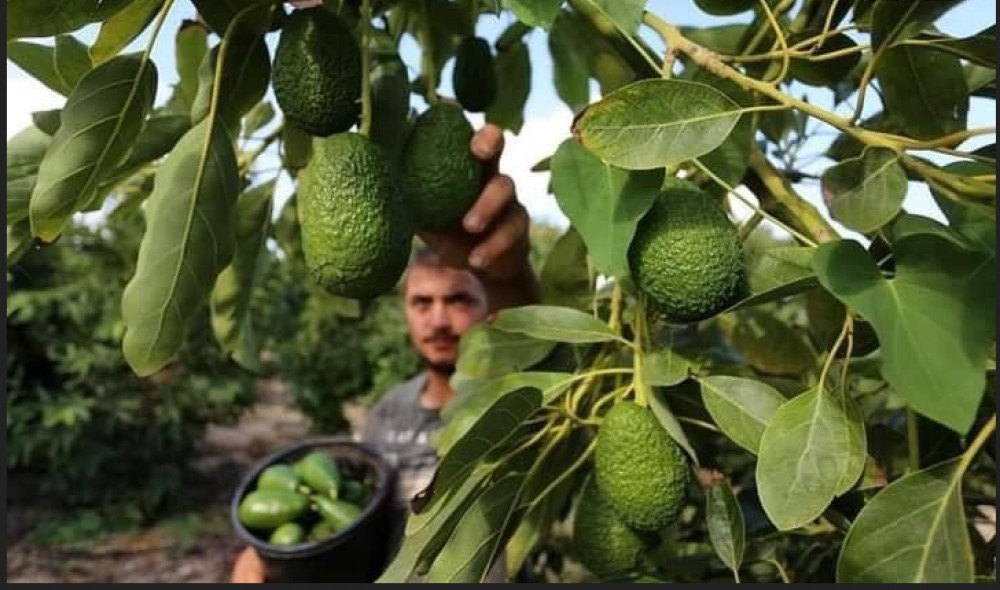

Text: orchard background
xmin=5 ymin=0 xmax=997 ymax=583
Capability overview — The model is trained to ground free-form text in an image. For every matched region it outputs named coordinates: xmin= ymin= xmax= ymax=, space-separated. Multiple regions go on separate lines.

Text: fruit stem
xmin=631 ymin=294 xmax=650 ymax=408
xmin=419 ymin=0 xmax=439 ymax=105
xmin=359 ymin=0 xmax=373 ymax=136
xmin=957 ymin=414 xmax=996 ymax=476
xmin=906 ymin=408 xmax=921 ymax=473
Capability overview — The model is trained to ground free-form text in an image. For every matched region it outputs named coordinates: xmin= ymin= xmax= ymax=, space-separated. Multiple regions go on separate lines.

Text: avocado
xmin=573 ymin=476 xmax=650 ymax=580
xmin=272 ymin=7 xmax=361 ymax=136
xmin=400 ymin=103 xmax=482 ymax=232
xmin=298 ymin=133 xmax=412 ymax=299
xmin=628 ymin=178 xmax=745 ymax=323
xmin=595 ymin=401 xmax=690 ymax=532
xmin=453 ymin=36 xmax=497 ymax=113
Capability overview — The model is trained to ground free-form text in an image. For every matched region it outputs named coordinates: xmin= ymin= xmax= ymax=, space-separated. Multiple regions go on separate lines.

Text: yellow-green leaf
xmin=89 ymin=0 xmax=163 ymax=65
xmin=6 ymin=126 xmax=52 ymax=224
xmin=821 ymin=147 xmax=908 ymax=233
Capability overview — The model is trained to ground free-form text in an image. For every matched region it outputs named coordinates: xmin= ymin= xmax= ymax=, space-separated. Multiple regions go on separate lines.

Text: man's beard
xmin=420 ymin=354 xmax=456 ymax=375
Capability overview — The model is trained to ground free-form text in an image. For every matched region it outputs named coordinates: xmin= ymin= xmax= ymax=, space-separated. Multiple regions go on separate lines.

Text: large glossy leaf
xmin=90 ymin=0 xmax=163 ymax=64
xmin=6 ymin=126 xmax=52 ymax=224
xmin=876 ymin=45 xmax=968 ymax=140
xmin=699 ymin=376 xmax=786 ymax=453
xmin=456 ymin=323 xmax=556 ymax=378
xmin=539 ymin=228 xmax=593 ymax=311
xmin=788 ymin=33 xmax=862 ymax=88
xmin=550 ymin=139 xmax=662 ymax=278
xmin=486 ymin=37 xmax=530 ymax=134
xmin=906 ymin=26 xmax=997 ymax=69
xmin=163 ymin=21 xmax=209 ymax=115
xmin=494 ymin=305 xmax=618 ymax=343
xmin=548 ymin=11 xmax=590 ymax=112
xmin=414 ymin=387 xmax=541 ymax=520
xmin=872 ymin=0 xmax=962 ymax=50
xmin=210 ymin=180 xmax=274 ymax=371
xmin=649 ymin=385 xmax=700 ymax=465
xmin=121 ymin=118 xmax=240 ymax=377
xmin=424 ymin=472 xmax=525 ymax=582
xmin=643 ymin=349 xmax=692 ymax=387
xmin=728 ymin=247 xmax=818 ymax=310
xmin=837 ymin=459 xmax=973 ymax=582
xmin=504 ymin=459 xmax=578 ymax=576
xmin=7 ymin=0 xmax=131 ymax=41
xmin=574 ymin=79 xmax=742 ymax=170
xmin=728 ymin=310 xmax=816 ymax=377
xmin=504 ymin=0 xmax=562 ymax=29
xmin=756 ymin=387 xmax=866 ymax=530
xmin=707 ymin=480 xmax=746 ymax=578
xmin=8 ymin=35 xmax=93 ymax=97
xmin=7 ymin=222 xmax=34 ymax=268
xmin=821 ymin=147 xmax=907 ymax=233
xmin=191 ymin=0 xmax=271 ymax=36
xmin=929 ymin=162 xmax=997 ymax=255
xmin=813 ymin=237 xmax=995 ymax=433
xmin=29 ymin=54 xmax=157 ymax=242
xmin=689 ymin=72 xmax=754 ymax=192
xmin=379 ymin=461 xmax=497 ymax=582
xmin=436 ymin=372 xmax=572 ymax=454
xmin=191 ymin=5 xmax=272 ymax=135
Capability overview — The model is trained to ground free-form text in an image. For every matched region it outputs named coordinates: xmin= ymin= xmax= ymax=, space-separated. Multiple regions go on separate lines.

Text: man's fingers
xmin=464 ymin=174 xmax=515 ymax=234
xmin=469 ymin=203 xmax=529 ymax=270
xmin=471 ymin=124 xmax=505 ymax=162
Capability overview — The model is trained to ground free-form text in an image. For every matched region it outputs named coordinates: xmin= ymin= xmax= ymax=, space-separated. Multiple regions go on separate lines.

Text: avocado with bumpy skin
xmin=595 ymin=401 xmax=690 ymax=532
xmin=400 ymin=103 xmax=483 ymax=233
xmin=628 ymin=178 xmax=745 ymax=323
xmin=298 ymin=133 xmax=412 ymax=299
xmin=272 ymin=7 xmax=361 ymax=136
xmin=573 ymin=476 xmax=650 ymax=580
xmin=453 ymin=36 xmax=497 ymax=112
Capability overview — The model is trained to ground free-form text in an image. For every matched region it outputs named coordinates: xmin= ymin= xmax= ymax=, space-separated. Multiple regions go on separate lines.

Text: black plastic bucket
xmin=230 ymin=437 xmax=397 ymax=583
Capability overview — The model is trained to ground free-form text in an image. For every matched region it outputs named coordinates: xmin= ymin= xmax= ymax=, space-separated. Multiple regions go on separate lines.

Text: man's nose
xmin=428 ymin=302 xmax=450 ymax=327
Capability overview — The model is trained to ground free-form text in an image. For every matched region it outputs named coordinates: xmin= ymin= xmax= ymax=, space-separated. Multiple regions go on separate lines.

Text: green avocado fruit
xmin=453 ymin=36 xmax=497 ymax=112
xmin=574 ymin=476 xmax=651 ymax=580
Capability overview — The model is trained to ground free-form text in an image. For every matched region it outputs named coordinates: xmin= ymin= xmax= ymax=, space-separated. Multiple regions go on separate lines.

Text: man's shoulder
xmin=370 ymin=373 xmax=426 ymax=415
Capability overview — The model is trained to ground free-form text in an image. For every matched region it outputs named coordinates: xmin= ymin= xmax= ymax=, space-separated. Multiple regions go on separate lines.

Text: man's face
xmin=404 ymin=265 xmax=489 ymax=373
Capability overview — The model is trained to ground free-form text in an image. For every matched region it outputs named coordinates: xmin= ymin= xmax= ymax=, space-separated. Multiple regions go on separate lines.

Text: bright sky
xmin=7 ymin=0 xmax=996 ymax=235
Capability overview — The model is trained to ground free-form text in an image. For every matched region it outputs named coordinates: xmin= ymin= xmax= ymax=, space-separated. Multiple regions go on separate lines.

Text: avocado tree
xmin=6 ymin=0 xmax=996 ymax=583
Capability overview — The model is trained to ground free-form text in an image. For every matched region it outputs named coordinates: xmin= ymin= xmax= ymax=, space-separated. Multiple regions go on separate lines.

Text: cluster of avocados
xmin=238 ymin=451 xmax=375 ymax=546
xmin=271 ymin=6 xmax=498 ymax=300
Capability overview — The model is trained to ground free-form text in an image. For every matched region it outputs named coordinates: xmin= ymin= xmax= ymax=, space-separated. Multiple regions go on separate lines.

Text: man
xmin=231 ymin=123 xmax=538 ymax=582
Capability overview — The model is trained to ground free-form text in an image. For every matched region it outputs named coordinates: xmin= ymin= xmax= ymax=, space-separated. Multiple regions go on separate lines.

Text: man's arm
xmin=417 ymin=124 xmax=540 ymax=314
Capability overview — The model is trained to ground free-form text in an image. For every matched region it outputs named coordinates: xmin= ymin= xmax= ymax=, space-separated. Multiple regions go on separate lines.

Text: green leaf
xmin=281 ymin=122 xmax=313 ymax=171
xmin=756 ymin=387 xmax=866 ymax=530
xmin=456 ymin=323 xmax=556 ymax=378
xmin=788 ymin=32 xmax=862 ymax=88
xmin=190 ymin=0 xmax=271 ymax=36
xmin=486 ymin=37 xmax=530 ymax=134
xmin=706 ymin=480 xmax=746 ymax=577
xmin=7 ymin=221 xmax=34 ymax=268
xmin=574 ymin=79 xmax=742 ymax=170
xmin=821 ymin=147 xmax=907 ymax=233
xmin=876 ymin=45 xmax=968 ymax=140
xmin=590 ymin=0 xmax=645 ymax=34
xmin=190 ymin=6 xmax=272 ymax=136
xmin=379 ymin=461 xmax=497 ymax=582
xmin=32 ymin=110 xmax=62 ymax=135
xmin=930 ymin=162 xmax=997 ymax=255
xmin=698 ymin=376 xmax=786 ymax=453
xmin=694 ymin=0 xmax=756 ymax=15
xmin=682 ymin=24 xmax=753 ymax=55
xmin=415 ymin=387 xmax=541 ymax=519
xmin=813 ymin=237 xmax=995 ymax=433
xmin=504 ymin=463 xmax=577 ymax=576
xmin=89 ymin=0 xmax=163 ymax=65
xmin=8 ymin=35 xmax=93 ymax=96
xmin=872 ymin=0 xmax=962 ymax=50
xmin=240 ymin=101 xmax=275 ymax=138
xmin=965 ymin=64 xmax=996 ymax=98
xmin=210 ymin=180 xmax=274 ymax=371
xmin=7 ymin=0 xmax=132 ymax=41
xmin=837 ymin=459 xmax=973 ymax=582
xmin=687 ymin=71 xmax=754 ymax=191
xmin=728 ymin=310 xmax=817 ymax=377
xmin=728 ymin=247 xmax=818 ymax=310
xmin=649 ymin=386 xmax=700 ymax=465
xmin=539 ymin=228 xmax=593 ymax=311
xmin=163 ymin=21 xmax=209 ymax=116
xmin=906 ymin=26 xmax=996 ymax=69
xmin=437 ymin=372 xmax=572 ymax=454
xmin=424 ymin=471 xmax=525 ymax=582
xmin=29 ymin=54 xmax=157 ymax=242
xmin=503 ymin=0 xmax=562 ymax=29
xmin=548 ymin=11 xmax=591 ymax=111
xmin=643 ymin=349 xmax=692 ymax=387
xmin=494 ymin=305 xmax=619 ymax=343
xmin=121 ymin=117 xmax=240 ymax=377
xmin=6 ymin=126 xmax=52 ymax=225
xmin=550 ymin=139 xmax=662 ymax=278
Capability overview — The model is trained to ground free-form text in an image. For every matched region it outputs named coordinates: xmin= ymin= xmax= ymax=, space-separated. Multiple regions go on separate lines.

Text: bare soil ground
xmin=6 ymin=380 xmax=366 ymax=583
